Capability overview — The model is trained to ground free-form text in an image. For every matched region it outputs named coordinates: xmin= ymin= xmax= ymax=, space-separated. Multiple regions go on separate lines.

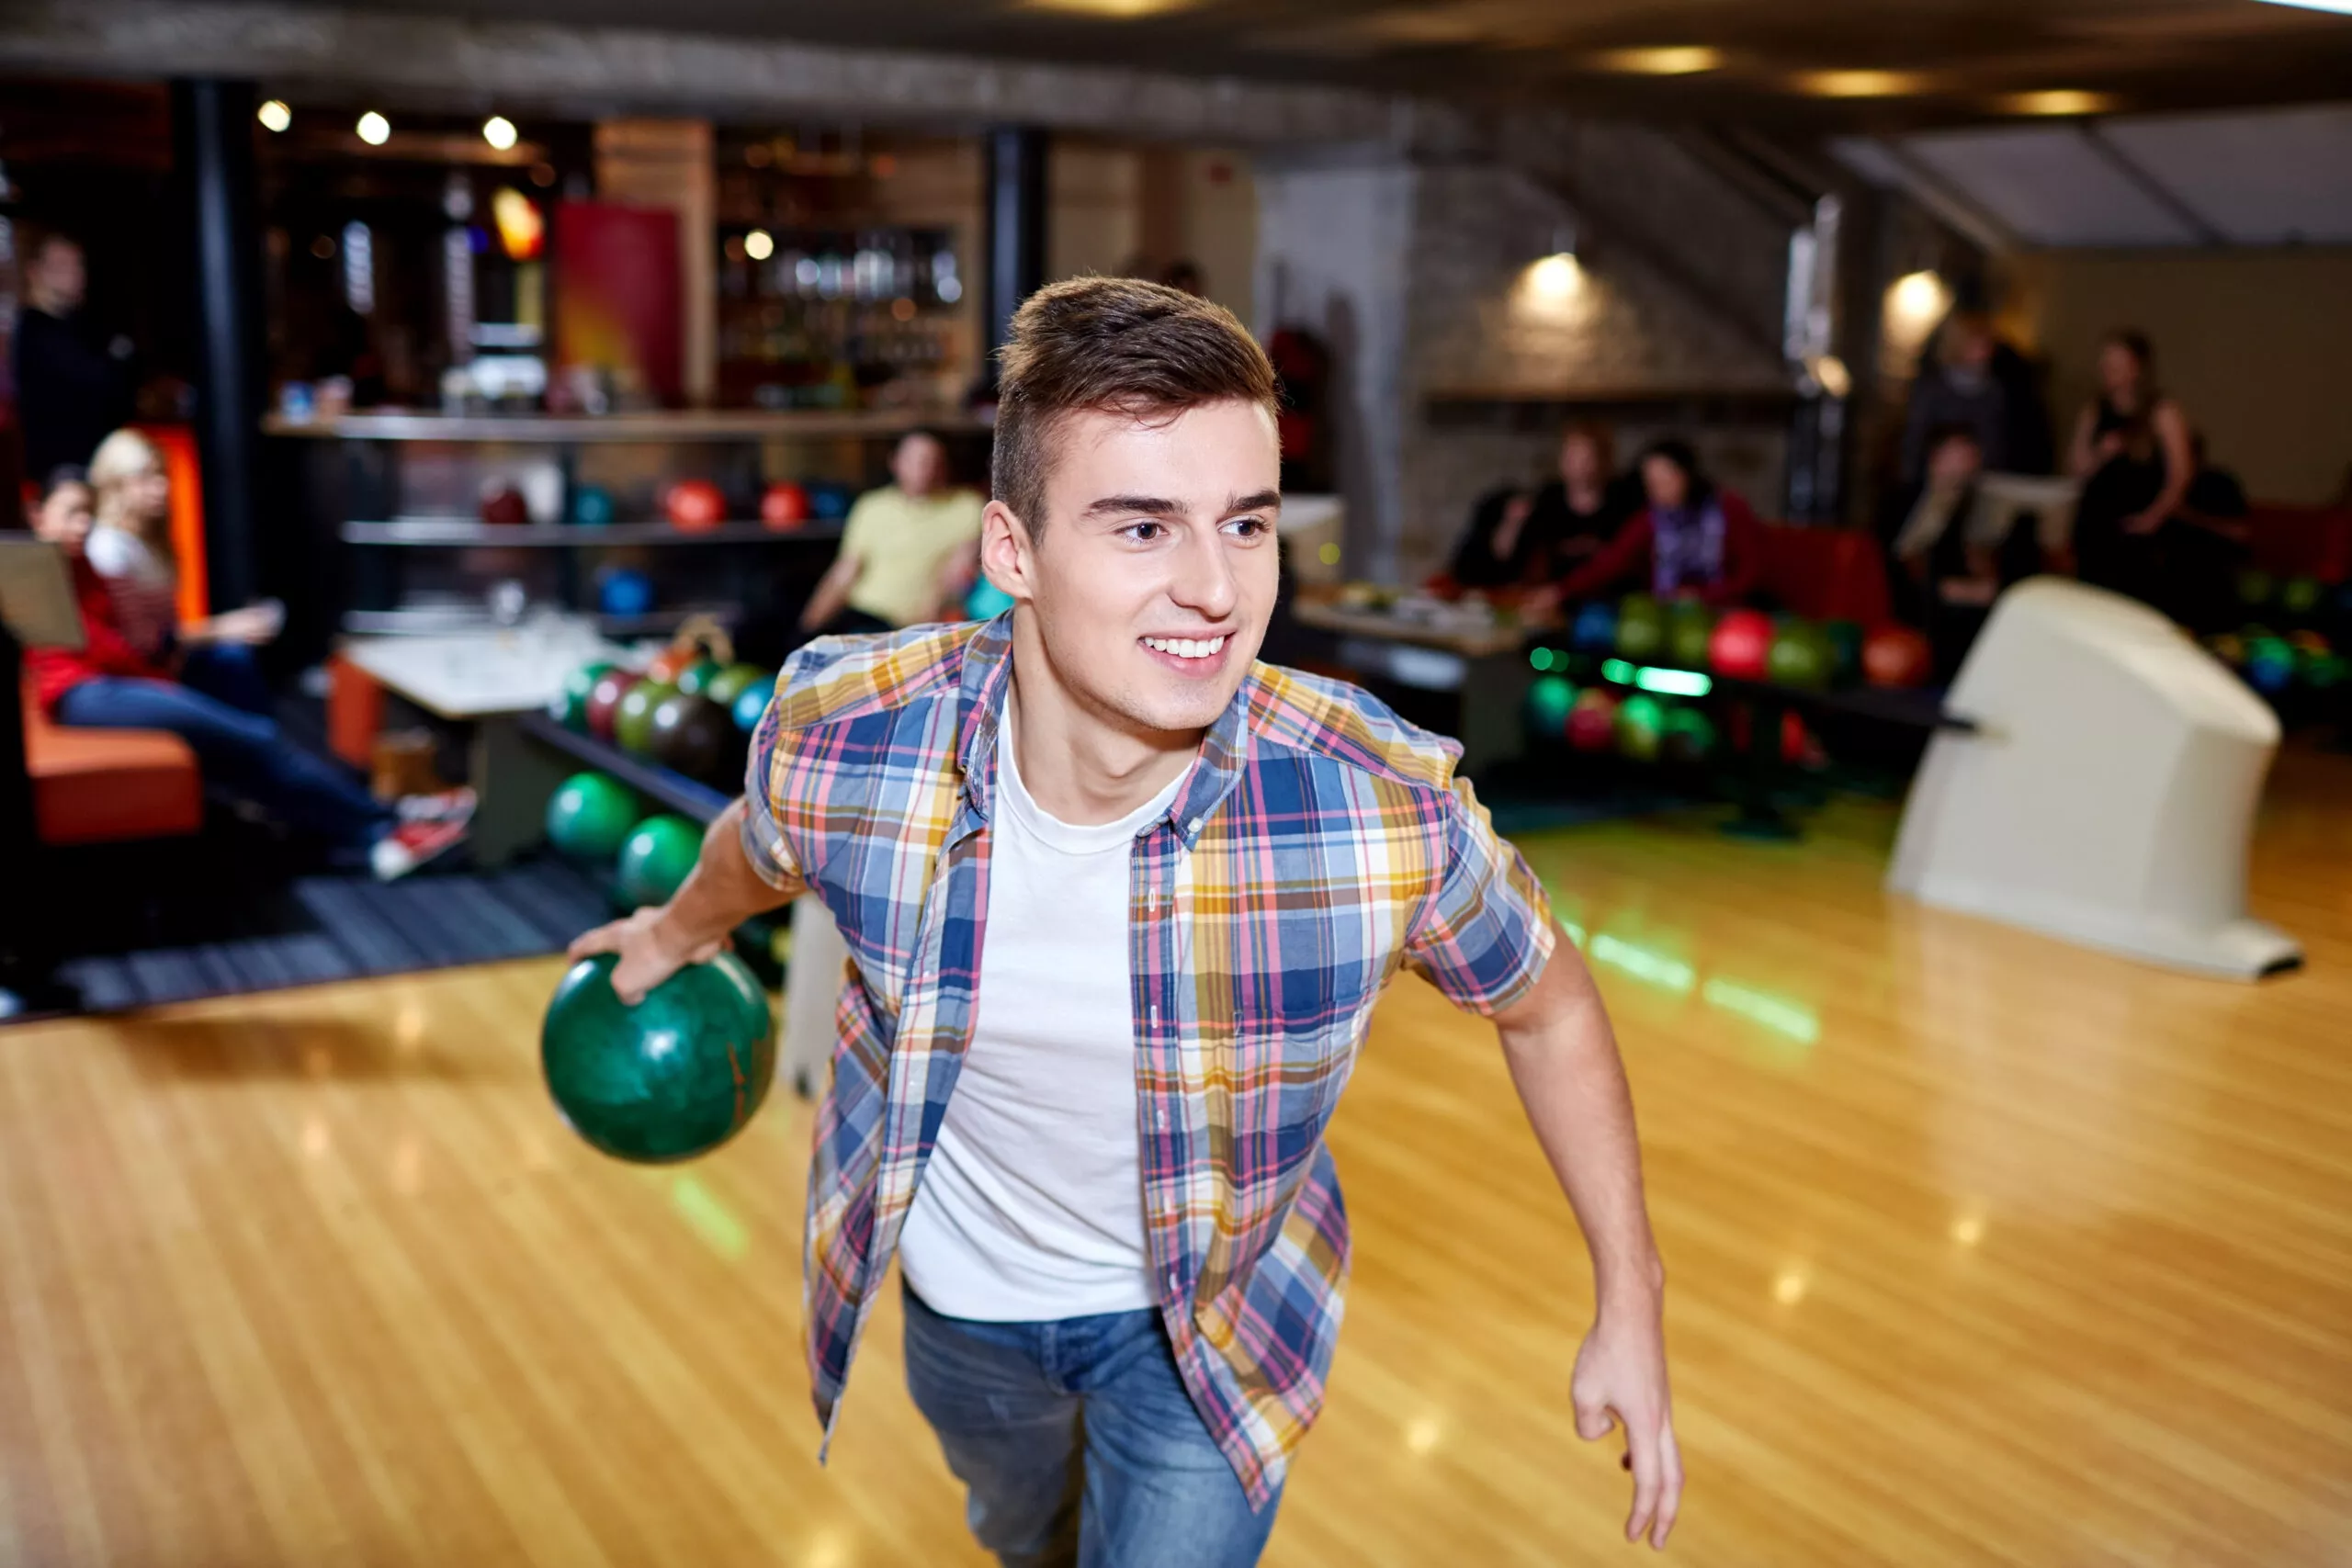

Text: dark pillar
xmin=980 ymin=127 xmax=1048 ymax=391
xmin=172 ymin=78 xmax=266 ymax=610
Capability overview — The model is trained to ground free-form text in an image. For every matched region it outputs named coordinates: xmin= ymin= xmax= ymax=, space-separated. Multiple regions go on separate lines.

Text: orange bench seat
xmin=20 ymin=676 xmax=202 ymax=847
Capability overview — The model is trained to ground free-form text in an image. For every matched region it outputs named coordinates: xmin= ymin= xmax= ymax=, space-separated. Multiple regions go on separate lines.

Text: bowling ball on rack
xmin=1766 ymin=621 xmax=1832 ymax=689
xmin=1614 ymin=694 xmax=1666 ymax=761
xmin=1524 ymin=675 xmax=1577 ymax=739
xmin=615 ymin=815 xmax=704 ymax=908
xmin=597 ymin=568 xmax=655 ymax=618
xmin=544 ymin=772 xmax=641 ymax=860
xmin=2245 ymin=637 xmax=2296 ymax=695
xmin=760 ymin=481 xmax=811 ymax=530
xmin=480 ymin=482 xmax=529 ymax=526
xmin=2281 ymin=576 xmax=2324 ymax=619
xmin=808 ymin=483 xmax=854 ymax=522
xmin=1665 ymin=602 xmax=1716 ymax=669
xmin=1570 ymin=601 xmax=1618 ymax=653
xmin=1822 ymin=620 xmax=1864 ymax=685
xmin=673 ymin=659 xmax=724 ymax=699
xmin=967 ymin=580 xmax=1016 ymax=620
xmin=1566 ymin=689 xmax=1619 ymax=753
xmin=1860 ymin=625 xmax=1931 ymax=689
xmin=570 ymin=485 xmax=616 ymax=526
xmin=1661 ymin=705 xmax=1718 ymax=765
xmin=650 ymin=692 xmax=736 ymax=784
xmin=732 ymin=672 xmax=778 ymax=733
xmin=2235 ymin=567 xmax=2276 ymax=609
xmin=549 ymin=660 xmax=616 ymax=730
xmin=1708 ymin=609 xmax=1773 ymax=680
xmin=1614 ymin=594 xmax=1667 ymax=660
xmin=662 ymin=479 xmax=727 ymax=533
xmin=702 ymin=663 xmax=769 ymax=711
xmin=2203 ymin=632 xmax=2246 ymax=667
xmin=584 ymin=668 xmax=640 ymax=742
xmin=541 ymin=951 xmax=775 ymax=1165
xmin=615 ymin=680 xmax=675 ymax=755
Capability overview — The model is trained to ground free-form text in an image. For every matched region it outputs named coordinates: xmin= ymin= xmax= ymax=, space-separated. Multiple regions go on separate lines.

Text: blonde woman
xmin=85 ymin=430 xmax=281 ymax=694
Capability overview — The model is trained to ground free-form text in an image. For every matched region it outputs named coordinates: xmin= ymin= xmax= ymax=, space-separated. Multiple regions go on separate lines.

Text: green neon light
xmin=1600 ymin=658 xmax=1635 ymax=683
xmin=1530 ymin=647 xmax=1554 ymax=671
xmin=1559 ymin=919 xmax=1588 ymax=949
xmin=671 ymin=1173 xmax=751 ymax=1261
xmin=1635 ymin=666 xmax=1713 ymax=697
xmin=1701 ymin=977 xmax=1821 ymax=1043
xmin=1590 ymin=932 xmax=1696 ymax=994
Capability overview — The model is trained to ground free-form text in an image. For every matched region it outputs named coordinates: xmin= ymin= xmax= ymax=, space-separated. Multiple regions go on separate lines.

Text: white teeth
xmin=1145 ymin=636 xmax=1227 ymax=659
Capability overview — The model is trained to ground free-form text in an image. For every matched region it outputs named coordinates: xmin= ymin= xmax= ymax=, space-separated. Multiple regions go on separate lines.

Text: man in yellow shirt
xmin=800 ymin=431 xmax=985 ymax=635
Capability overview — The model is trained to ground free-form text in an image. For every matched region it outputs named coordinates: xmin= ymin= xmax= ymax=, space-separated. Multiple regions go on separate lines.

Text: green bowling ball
xmin=1661 ymin=705 xmax=1718 ymax=764
xmin=1525 ymin=675 xmax=1577 ymax=739
xmin=2303 ymin=652 xmax=2349 ymax=691
xmin=2281 ymin=576 xmax=2324 ymax=617
xmin=702 ymin=663 xmax=768 ymax=712
xmin=544 ymin=772 xmax=641 ymax=860
xmin=1615 ymin=694 xmax=1666 ymax=761
xmin=550 ymin=660 xmax=616 ymax=731
xmin=2236 ymin=568 xmax=2276 ymax=608
xmin=1822 ymin=620 xmax=1864 ymax=685
xmin=615 ymin=814 xmax=702 ymax=908
xmin=1665 ymin=603 xmax=1716 ymax=669
xmin=1766 ymin=622 xmax=1832 ymax=689
xmin=615 ymin=680 xmax=676 ymax=755
xmin=1615 ymin=593 xmax=1667 ymax=660
xmin=674 ymin=659 xmax=725 ymax=699
xmin=541 ymin=951 xmax=775 ymax=1164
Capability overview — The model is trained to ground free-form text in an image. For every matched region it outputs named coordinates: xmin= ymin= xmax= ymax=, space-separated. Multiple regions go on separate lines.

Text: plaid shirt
xmin=741 ymin=615 xmax=1555 ymax=1507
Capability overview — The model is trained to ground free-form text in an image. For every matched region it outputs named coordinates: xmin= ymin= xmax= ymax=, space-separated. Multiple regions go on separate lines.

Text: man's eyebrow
xmin=1078 ymin=491 xmax=1283 ymax=519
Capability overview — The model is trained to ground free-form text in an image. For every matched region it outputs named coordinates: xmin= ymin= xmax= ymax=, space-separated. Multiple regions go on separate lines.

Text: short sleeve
xmin=838 ymin=493 xmax=880 ymax=560
xmin=736 ymin=673 xmax=807 ymax=894
xmin=1403 ymin=775 xmax=1556 ymax=1015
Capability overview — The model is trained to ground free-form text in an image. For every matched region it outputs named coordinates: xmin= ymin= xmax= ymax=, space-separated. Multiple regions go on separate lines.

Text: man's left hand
xmin=1572 ymin=1300 xmax=1683 ymax=1550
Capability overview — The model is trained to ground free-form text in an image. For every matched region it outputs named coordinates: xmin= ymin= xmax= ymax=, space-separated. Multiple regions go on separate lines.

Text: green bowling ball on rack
xmin=673 ymin=659 xmax=725 ymax=699
xmin=1661 ymin=705 xmax=1718 ymax=765
xmin=615 ymin=814 xmax=703 ymax=908
xmin=1524 ymin=674 xmax=1577 ymax=739
xmin=701 ymin=663 xmax=768 ymax=712
xmin=549 ymin=660 xmax=616 ymax=730
xmin=541 ymin=951 xmax=775 ymax=1164
xmin=1665 ymin=603 xmax=1715 ymax=669
xmin=615 ymin=680 xmax=676 ymax=755
xmin=1614 ymin=694 xmax=1666 ymax=761
xmin=1614 ymin=593 xmax=1667 ymax=660
xmin=1766 ymin=622 xmax=1833 ymax=689
xmin=544 ymin=772 xmax=642 ymax=860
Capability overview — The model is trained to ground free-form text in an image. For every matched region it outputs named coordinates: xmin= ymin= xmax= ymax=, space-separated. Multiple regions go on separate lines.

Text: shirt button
xmin=1156 ymin=1110 xmax=1169 ymax=1131
xmin=1166 ymin=1271 xmax=1181 ymax=1296
xmin=1187 ymin=818 xmax=1203 ymax=834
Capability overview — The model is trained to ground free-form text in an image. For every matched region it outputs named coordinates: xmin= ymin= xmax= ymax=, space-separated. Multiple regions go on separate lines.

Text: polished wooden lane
xmin=4 ymin=752 xmax=2348 ymax=1565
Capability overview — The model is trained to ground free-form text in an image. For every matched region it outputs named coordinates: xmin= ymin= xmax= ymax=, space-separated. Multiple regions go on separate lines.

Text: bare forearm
xmin=651 ymin=799 xmax=795 ymax=953
xmin=1498 ymin=953 xmax=1663 ymax=1307
xmin=800 ymin=560 xmax=858 ymax=632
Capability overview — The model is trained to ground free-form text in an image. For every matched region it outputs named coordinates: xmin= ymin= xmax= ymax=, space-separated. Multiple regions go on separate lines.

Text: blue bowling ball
xmin=598 ymin=567 xmax=654 ymax=618
xmin=967 ymin=580 xmax=1015 ymax=620
xmin=571 ymin=485 xmax=616 ymax=526
xmin=731 ymin=672 xmax=778 ymax=733
xmin=809 ymin=483 xmax=854 ymax=522
xmin=1571 ymin=601 xmax=1618 ymax=653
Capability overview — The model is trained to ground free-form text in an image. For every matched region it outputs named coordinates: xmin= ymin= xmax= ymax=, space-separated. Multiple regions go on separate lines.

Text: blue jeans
xmin=56 ymin=645 xmax=392 ymax=847
xmin=902 ymin=1287 xmax=1282 ymax=1568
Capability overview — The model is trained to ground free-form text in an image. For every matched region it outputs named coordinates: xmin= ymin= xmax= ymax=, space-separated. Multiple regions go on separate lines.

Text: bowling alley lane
xmin=2 ymin=753 xmax=2348 ymax=1565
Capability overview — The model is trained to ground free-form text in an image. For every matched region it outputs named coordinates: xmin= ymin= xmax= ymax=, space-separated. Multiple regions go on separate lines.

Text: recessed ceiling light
xmin=2251 ymin=0 xmax=2352 ymax=14
xmin=482 ymin=115 xmax=518 ymax=152
xmin=2001 ymin=89 xmax=2119 ymax=117
xmin=1019 ymin=0 xmax=1197 ymax=15
xmin=1589 ymin=46 xmax=1724 ymax=76
xmin=256 ymin=99 xmax=291 ymax=132
xmin=356 ymin=111 xmax=390 ymax=146
xmin=1796 ymin=69 xmax=1928 ymax=98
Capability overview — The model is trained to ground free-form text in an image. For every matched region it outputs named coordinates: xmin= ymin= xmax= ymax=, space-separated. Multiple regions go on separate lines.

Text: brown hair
xmin=991 ymin=276 xmax=1278 ymax=536
xmin=1559 ymin=419 xmax=1614 ymax=474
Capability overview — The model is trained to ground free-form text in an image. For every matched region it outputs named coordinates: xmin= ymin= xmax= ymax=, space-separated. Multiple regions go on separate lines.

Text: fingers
xmin=1573 ymin=1389 xmax=1613 ymax=1443
xmin=1650 ymin=1418 xmax=1684 ymax=1550
xmin=566 ymin=921 xmax=628 ymax=962
xmin=1623 ymin=1404 xmax=1665 ymax=1546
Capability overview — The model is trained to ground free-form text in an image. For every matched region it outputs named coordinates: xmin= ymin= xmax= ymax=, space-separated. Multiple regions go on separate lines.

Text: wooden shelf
xmin=343 ymin=604 xmax=743 ymax=637
xmin=266 ymin=408 xmax=991 ymax=442
xmin=342 ymin=519 xmax=843 ymax=547
xmin=517 ymin=713 xmax=732 ymax=824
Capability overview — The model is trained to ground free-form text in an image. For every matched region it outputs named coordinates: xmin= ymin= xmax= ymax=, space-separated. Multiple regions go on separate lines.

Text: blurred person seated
xmin=84 ymin=428 xmax=280 ymax=679
xmin=1898 ymin=310 xmax=2053 ymax=487
xmin=1433 ymin=421 xmax=1638 ymax=598
xmin=1883 ymin=426 xmax=2043 ymax=676
xmin=24 ymin=470 xmax=471 ymax=879
xmin=798 ymin=430 xmax=985 ymax=637
xmin=1539 ymin=438 xmax=1762 ymax=613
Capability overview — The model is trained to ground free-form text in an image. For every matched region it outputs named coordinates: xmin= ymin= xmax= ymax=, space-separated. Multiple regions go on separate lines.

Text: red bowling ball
xmin=1708 ymin=609 xmax=1774 ymax=680
xmin=760 ymin=481 xmax=810 ymax=530
xmin=1862 ymin=625 xmax=1932 ymax=689
xmin=663 ymin=479 xmax=727 ymax=533
xmin=584 ymin=668 xmax=641 ymax=742
xmin=1566 ymin=691 xmax=1620 ymax=753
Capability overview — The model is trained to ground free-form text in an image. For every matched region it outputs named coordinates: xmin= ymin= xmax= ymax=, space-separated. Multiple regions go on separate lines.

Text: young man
xmin=797 ymin=429 xmax=985 ymax=637
xmin=572 ymin=278 xmax=1679 ymax=1564
xmin=11 ymin=233 xmax=136 ymax=481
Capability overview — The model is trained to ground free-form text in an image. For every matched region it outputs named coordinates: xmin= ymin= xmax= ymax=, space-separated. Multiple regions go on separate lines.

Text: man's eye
xmin=1124 ymin=521 xmax=1166 ymax=542
xmin=1227 ymin=515 xmax=1269 ymax=537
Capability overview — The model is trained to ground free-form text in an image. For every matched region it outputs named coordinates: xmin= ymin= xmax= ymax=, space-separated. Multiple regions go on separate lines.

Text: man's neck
xmin=1005 ymin=622 xmax=1202 ymax=828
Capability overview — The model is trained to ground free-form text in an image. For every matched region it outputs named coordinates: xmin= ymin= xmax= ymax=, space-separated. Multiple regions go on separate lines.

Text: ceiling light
xmin=1589 ymin=46 xmax=1724 ymax=75
xmin=2251 ymin=0 xmax=2352 ymax=13
xmin=1797 ymin=70 xmax=1928 ymax=98
xmin=256 ymin=99 xmax=291 ymax=133
xmin=1528 ymin=253 xmax=1583 ymax=300
xmin=744 ymin=229 xmax=775 ymax=262
xmin=482 ymin=115 xmax=518 ymax=152
xmin=356 ymin=110 xmax=390 ymax=146
xmin=2000 ymin=89 xmax=2119 ymax=117
xmin=1020 ymin=0 xmax=1197 ymax=15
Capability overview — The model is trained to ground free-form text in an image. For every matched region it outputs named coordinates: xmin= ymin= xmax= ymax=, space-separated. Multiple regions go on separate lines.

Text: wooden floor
xmin=5 ymin=753 xmax=2349 ymax=1566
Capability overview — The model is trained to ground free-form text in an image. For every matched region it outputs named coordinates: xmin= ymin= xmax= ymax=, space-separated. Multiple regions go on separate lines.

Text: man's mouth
xmin=1141 ymin=635 xmax=1229 ymax=660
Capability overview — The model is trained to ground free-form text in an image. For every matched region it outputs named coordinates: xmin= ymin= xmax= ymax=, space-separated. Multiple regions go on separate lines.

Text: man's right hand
xmin=568 ymin=906 xmax=727 ymax=1005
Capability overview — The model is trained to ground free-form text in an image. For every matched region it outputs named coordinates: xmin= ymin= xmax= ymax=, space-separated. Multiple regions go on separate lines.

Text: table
xmin=1289 ymin=596 xmax=1538 ymax=775
xmin=337 ymin=620 xmax=630 ymax=866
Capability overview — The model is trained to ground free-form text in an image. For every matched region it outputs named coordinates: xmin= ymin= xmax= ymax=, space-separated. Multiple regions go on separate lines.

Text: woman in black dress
xmin=2068 ymin=330 xmax=2194 ymax=610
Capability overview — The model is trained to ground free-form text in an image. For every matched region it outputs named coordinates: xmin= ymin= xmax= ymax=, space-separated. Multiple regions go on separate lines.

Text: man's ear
xmin=980 ymin=499 xmax=1035 ymax=603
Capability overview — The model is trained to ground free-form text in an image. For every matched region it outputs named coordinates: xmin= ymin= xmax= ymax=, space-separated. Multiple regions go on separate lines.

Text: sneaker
xmin=372 ymin=790 xmax=478 ymax=881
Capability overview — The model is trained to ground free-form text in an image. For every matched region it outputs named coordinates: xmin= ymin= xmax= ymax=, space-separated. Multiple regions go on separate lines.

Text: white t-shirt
xmin=896 ymin=703 xmax=1184 ymax=1321
xmin=84 ymin=525 xmax=179 ymax=660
